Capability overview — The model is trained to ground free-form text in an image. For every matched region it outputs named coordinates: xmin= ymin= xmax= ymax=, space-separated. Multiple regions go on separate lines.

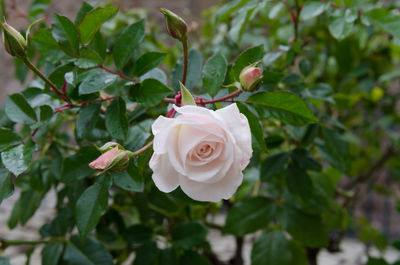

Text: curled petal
xmin=150 ymin=153 xmax=180 ymax=192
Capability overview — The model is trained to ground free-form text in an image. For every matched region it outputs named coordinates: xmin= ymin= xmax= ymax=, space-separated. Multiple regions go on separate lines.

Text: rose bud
xmin=89 ymin=145 xmax=130 ymax=172
xmin=159 ymin=8 xmax=187 ymax=41
xmin=239 ymin=66 xmax=263 ymax=92
xmin=150 ymin=103 xmax=252 ymax=202
xmin=1 ymin=22 xmax=27 ymax=58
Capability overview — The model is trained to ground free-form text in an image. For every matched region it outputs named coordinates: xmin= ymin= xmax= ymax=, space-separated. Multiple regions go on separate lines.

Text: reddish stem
xmin=163 ymin=89 xmax=243 ymax=105
xmin=54 ymin=104 xmax=72 ymax=113
xmin=99 ymin=65 xmax=137 ymax=83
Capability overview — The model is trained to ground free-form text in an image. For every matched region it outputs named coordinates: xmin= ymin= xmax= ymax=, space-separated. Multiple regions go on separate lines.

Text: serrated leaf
xmin=0 ymin=168 xmax=13 ymax=204
xmin=123 ymin=224 xmax=152 ymax=245
xmin=285 ymin=163 xmax=313 ymax=199
xmin=225 ymin=197 xmax=275 ymax=235
xmin=232 ymin=45 xmax=263 ymax=80
xmin=52 ymin=14 xmax=79 ymax=57
xmin=133 ymin=52 xmax=166 ymax=77
xmin=172 ymin=221 xmax=207 ymax=250
xmin=365 ymin=9 xmax=400 ymax=39
xmin=300 ymin=1 xmax=327 ymax=20
xmin=202 ymin=53 xmax=227 ymax=96
xmin=0 ymin=127 xmax=21 ymax=148
xmin=237 ymin=103 xmax=266 ymax=151
xmin=104 ymin=98 xmax=128 ymax=140
xmin=247 ymin=92 xmax=318 ymax=126
xmin=215 ymin=0 xmax=250 ymax=22
xmin=39 ymin=105 xmax=53 ymax=122
xmin=79 ymin=69 xmax=117 ymax=95
xmin=60 ymin=146 xmax=99 ymax=183
xmin=75 ymin=183 xmax=108 ymax=238
xmin=42 ymin=242 xmax=63 ymax=265
xmin=8 ymin=189 xmax=42 ymax=228
xmin=114 ymin=19 xmax=145 ymax=69
xmin=1 ymin=140 xmax=36 ymax=176
xmin=130 ymin=79 xmax=172 ymax=107
xmin=78 ymin=7 xmax=119 ymax=44
xmin=260 ymin=152 xmax=289 ymax=182
xmin=134 ymin=241 xmax=158 ymax=265
xmin=75 ymin=2 xmax=94 ymax=25
xmin=5 ymin=93 xmax=37 ymax=124
xmin=329 ymin=16 xmax=354 ymax=40
xmin=75 ymin=48 xmax=103 ymax=69
xmin=76 ymin=103 xmax=101 ymax=140
xmin=112 ymin=160 xmax=143 ymax=192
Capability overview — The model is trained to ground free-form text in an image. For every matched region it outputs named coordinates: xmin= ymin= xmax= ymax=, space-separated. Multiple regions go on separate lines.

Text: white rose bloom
xmin=149 ymin=103 xmax=252 ymax=202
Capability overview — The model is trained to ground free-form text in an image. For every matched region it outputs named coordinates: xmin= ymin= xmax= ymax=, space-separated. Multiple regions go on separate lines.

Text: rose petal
xmin=152 ymin=116 xmax=175 ymax=154
xmin=215 ymin=103 xmax=252 ymax=169
xmin=149 ymin=153 xmax=180 ymax=192
xmin=179 ymin=162 xmax=243 ymax=202
xmin=89 ymin=146 xmax=120 ymax=170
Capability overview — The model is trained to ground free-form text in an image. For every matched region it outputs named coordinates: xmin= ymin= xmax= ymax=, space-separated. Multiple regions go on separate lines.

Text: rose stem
xmin=181 ymin=35 xmax=189 ymax=85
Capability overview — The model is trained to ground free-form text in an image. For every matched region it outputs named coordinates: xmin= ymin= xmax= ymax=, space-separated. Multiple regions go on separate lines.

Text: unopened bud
xmin=89 ymin=145 xmax=130 ymax=172
xmin=239 ymin=66 xmax=263 ymax=92
xmin=159 ymin=8 xmax=187 ymax=41
xmin=1 ymin=22 xmax=27 ymax=58
xmin=97 ymin=141 xmax=121 ymax=153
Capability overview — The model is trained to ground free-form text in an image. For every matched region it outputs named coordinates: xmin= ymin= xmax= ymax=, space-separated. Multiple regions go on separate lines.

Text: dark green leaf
xmin=130 ymin=79 xmax=172 ymax=107
xmin=105 ymin=98 xmax=128 ymax=140
xmin=39 ymin=105 xmax=53 ymax=122
xmin=134 ymin=241 xmax=158 ymax=265
xmin=114 ymin=19 xmax=145 ymax=69
xmin=300 ymin=1 xmax=327 ymax=20
xmin=172 ymin=221 xmax=208 ymax=250
xmin=318 ymin=128 xmax=351 ymax=172
xmin=180 ymin=251 xmax=212 ymax=265
xmin=42 ymin=242 xmax=63 ymax=265
xmin=260 ymin=152 xmax=289 ymax=182
xmin=365 ymin=9 xmax=400 ymax=39
xmin=0 ymin=168 xmax=13 ymax=204
xmin=75 ymin=183 xmax=109 ymax=238
xmin=251 ymin=230 xmax=308 ymax=265
xmin=133 ymin=52 xmax=166 ymax=77
xmin=278 ymin=207 xmax=328 ymax=247
xmin=285 ymin=163 xmax=313 ymax=199
xmin=290 ymin=148 xmax=322 ymax=172
xmin=202 ymin=53 xmax=227 ymax=96
xmin=247 ymin=92 xmax=318 ymax=126
xmin=225 ymin=197 xmax=275 ymax=235
xmin=47 ymin=63 xmax=75 ymax=90
xmin=75 ymin=48 xmax=103 ymax=69
xmin=172 ymin=48 xmax=203 ymax=90
xmin=78 ymin=7 xmax=119 ymax=44
xmin=76 ymin=103 xmax=101 ymax=140
xmin=28 ymin=0 xmax=51 ymax=18
xmin=112 ymin=160 xmax=143 ymax=192
xmin=237 ymin=103 xmax=266 ymax=152
xmin=8 ymin=190 xmax=42 ymax=228
xmin=159 ymin=248 xmax=179 ymax=265
xmin=52 ymin=14 xmax=79 ymax=57
xmin=232 ymin=45 xmax=263 ymax=80
xmin=367 ymin=257 xmax=390 ymax=265
xmin=215 ymin=0 xmax=250 ymax=22
xmin=5 ymin=93 xmax=37 ymax=124
xmin=63 ymin=235 xmax=113 ymax=265
xmin=79 ymin=69 xmax=117 ymax=95
xmin=1 ymin=140 xmax=36 ymax=176
xmin=123 ymin=224 xmax=152 ymax=245
xmin=0 ymin=127 xmax=21 ymax=147
xmin=299 ymin=59 xmax=311 ymax=76
xmin=60 ymin=146 xmax=99 ymax=183
xmin=75 ymin=2 xmax=94 ymax=25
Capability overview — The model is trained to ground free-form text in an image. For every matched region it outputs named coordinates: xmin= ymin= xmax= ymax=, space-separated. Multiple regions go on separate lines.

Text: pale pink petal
xmin=89 ymin=147 xmax=120 ymax=170
xmin=152 ymin=116 xmax=175 ymax=154
xmin=149 ymin=153 xmax=180 ymax=192
xmin=179 ymin=162 xmax=243 ymax=202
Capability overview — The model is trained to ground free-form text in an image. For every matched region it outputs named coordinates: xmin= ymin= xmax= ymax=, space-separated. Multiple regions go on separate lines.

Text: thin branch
xmin=181 ymin=36 xmax=189 ymax=85
xmin=99 ymin=64 xmax=137 ymax=83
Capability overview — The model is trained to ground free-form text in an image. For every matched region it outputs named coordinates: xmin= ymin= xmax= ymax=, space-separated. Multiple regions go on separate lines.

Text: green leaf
xmin=75 ymin=48 xmax=103 ymax=69
xmin=202 ymin=53 xmax=227 ymax=96
xmin=225 ymin=197 xmax=276 ymax=235
xmin=114 ymin=19 xmax=145 ymax=69
xmin=251 ymin=230 xmax=308 ymax=265
xmin=60 ymin=146 xmax=99 ymax=183
xmin=5 ymin=93 xmax=37 ymax=124
xmin=215 ymin=0 xmax=250 ymax=22
xmin=47 ymin=63 xmax=75 ymax=90
xmin=130 ymin=79 xmax=172 ymax=107
xmin=365 ymin=9 xmax=400 ymax=39
xmin=329 ymin=16 xmax=354 ymax=40
xmin=237 ymin=103 xmax=266 ymax=152
xmin=180 ymin=82 xmax=196 ymax=106
xmin=0 ymin=168 xmax=13 ymax=204
xmin=75 ymin=2 xmax=94 ymax=25
xmin=75 ymin=183 xmax=109 ymax=238
xmin=260 ymin=152 xmax=289 ymax=182
xmin=112 ymin=160 xmax=144 ymax=192
xmin=134 ymin=241 xmax=158 ymax=265
xmin=123 ymin=224 xmax=152 ymax=245
xmin=299 ymin=59 xmax=311 ymax=76
xmin=1 ymin=140 xmax=36 ymax=176
xmin=0 ymin=127 xmax=21 ymax=148
xmin=159 ymin=248 xmax=179 ymax=265
xmin=172 ymin=221 xmax=208 ymax=250
xmin=300 ymin=1 xmax=327 ymax=20
xmin=78 ymin=7 xmax=119 ymax=44
xmin=229 ymin=4 xmax=257 ymax=43
xmin=76 ymin=103 xmax=101 ymax=140
xmin=42 ymin=242 xmax=63 ymax=265
xmin=28 ymin=0 xmax=51 ymax=18
xmin=172 ymin=48 xmax=202 ymax=90
xmin=105 ymin=98 xmax=128 ymax=140
xmin=278 ymin=207 xmax=328 ymax=247
xmin=232 ymin=45 xmax=263 ymax=80
xmin=285 ymin=163 xmax=313 ymax=199
xmin=180 ymin=251 xmax=212 ymax=265
xmin=247 ymin=92 xmax=318 ymax=126
xmin=52 ymin=14 xmax=79 ymax=57
xmin=63 ymin=235 xmax=113 ymax=265
xmin=39 ymin=105 xmax=53 ymax=122
xmin=133 ymin=52 xmax=166 ymax=77
xmin=8 ymin=190 xmax=42 ymax=227
xmin=79 ymin=69 xmax=117 ymax=95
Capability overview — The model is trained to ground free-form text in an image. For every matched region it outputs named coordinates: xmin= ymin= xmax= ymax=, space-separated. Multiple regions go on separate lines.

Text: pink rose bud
xmin=159 ymin=8 xmax=187 ymax=41
xmin=89 ymin=146 xmax=129 ymax=172
xmin=239 ymin=66 xmax=263 ymax=92
xmin=1 ymin=22 xmax=27 ymax=58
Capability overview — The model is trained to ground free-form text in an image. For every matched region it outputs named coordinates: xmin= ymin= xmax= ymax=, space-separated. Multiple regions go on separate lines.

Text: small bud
xmin=159 ymin=8 xmax=187 ymax=41
xmin=239 ymin=66 xmax=263 ymax=92
xmin=1 ymin=22 xmax=27 ymax=58
xmin=89 ymin=145 xmax=130 ymax=172
xmin=98 ymin=141 xmax=122 ymax=153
